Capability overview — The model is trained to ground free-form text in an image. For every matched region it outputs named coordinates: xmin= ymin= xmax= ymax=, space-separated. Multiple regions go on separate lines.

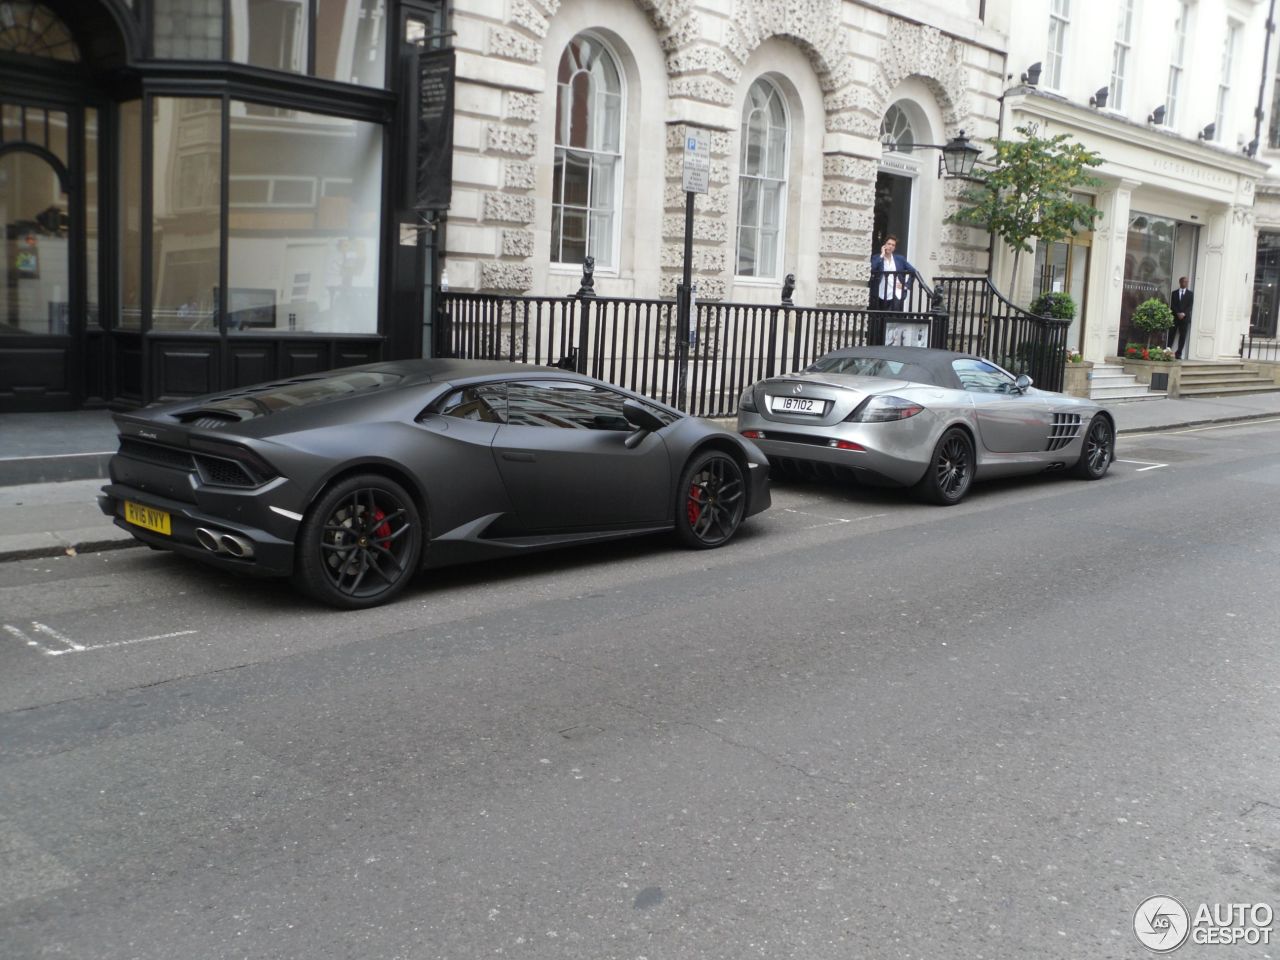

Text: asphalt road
xmin=3 ymin=421 xmax=1280 ymax=959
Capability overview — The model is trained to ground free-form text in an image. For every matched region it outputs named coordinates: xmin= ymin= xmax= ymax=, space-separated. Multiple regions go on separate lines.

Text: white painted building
xmin=443 ymin=0 xmax=1272 ymax=365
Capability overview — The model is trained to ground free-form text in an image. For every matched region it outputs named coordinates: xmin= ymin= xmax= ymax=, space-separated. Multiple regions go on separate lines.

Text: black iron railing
xmin=1240 ymin=332 xmax=1280 ymax=362
xmin=935 ymin=276 xmax=1067 ymax=391
xmin=438 ymin=275 xmax=1065 ymax=417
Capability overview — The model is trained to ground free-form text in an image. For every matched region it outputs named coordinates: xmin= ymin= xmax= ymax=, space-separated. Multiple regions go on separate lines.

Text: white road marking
xmin=779 ymin=507 xmax=890 ymax=530
xmin=3 ymin=623 xmax=59 ymax=656
xmin=1115 ymin=459 xmax=1168 ymax=472
xmin=33 ymin=621 xmax=84 ymax=652
xmin=3 ymin=622 xmax=197 ymax=657
xmin=42 ymin=630 xmax=198 ymax=657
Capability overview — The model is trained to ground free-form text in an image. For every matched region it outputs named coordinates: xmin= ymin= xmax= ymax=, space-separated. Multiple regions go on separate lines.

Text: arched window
xmin=736 ymin=78 xmax=788 ymax=278
xmin=551 ymin=33 xmax=623 ymax=269
xmin=879 ymin=103 xmax=915 ymax=152
xmin=0 ymin=1 xmax=79 ymax=61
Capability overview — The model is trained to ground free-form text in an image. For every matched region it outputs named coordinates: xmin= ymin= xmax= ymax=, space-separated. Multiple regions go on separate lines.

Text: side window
xmin=437 ymin=384 xmax=507 ymax=423
xmin=953 ymin=359 xmax=1016 ymax=394
xmin=506 ymin=380 xmax=644 ymax=430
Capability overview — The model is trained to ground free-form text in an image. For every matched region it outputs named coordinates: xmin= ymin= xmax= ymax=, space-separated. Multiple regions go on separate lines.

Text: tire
xmin=1070 ymin=414 xmax=1114 ymax=480
xmin=293 ymin=474 xmax=423 ymax=609
xmin=912 ymin=427 xmax=974 ymax=506
xmin=674 ymin=449 xmax=747 ymax=549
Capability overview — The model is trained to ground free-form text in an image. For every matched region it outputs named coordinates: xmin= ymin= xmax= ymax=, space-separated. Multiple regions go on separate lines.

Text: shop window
xmin=232 ymin=0 xmax=308 ymax=73
xmin=119 ymin=100 xmax=143 ymax=330
xmin=315 ymin=0 xmax=386 ymax=87
xmin=736 ymin=77 xmax=788 ymax=279
xmin=1252 ymin=233 xmax=1280 ymax=337
xmin=227 ymin=102 xmax=382 ymax=334
xmin=551 ymin=33 xmax=623 ymax=270
xmin=152 ymin=98 xmax=223 ymax=333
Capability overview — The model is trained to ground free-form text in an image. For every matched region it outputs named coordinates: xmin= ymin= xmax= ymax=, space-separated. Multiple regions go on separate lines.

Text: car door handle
xmin=501 ymin=452 xmax=536 ymax=462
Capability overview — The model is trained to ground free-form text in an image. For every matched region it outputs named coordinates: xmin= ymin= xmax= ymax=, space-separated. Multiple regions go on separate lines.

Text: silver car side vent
xmin=1046 ymin=413 xmax=1083 ymax=452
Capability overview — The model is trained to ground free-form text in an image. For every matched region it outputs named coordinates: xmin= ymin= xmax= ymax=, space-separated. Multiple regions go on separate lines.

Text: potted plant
xmin=1131 ymin=297 xmax=1174 ymax=346
xmin=1030 ymin=290 xmax=1077 ymax=322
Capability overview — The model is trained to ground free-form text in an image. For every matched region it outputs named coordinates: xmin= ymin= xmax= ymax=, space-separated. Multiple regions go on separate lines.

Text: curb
xmin=1115 ymin=412 xmax=1280 ymax=435
xmin=0 ymin=535 xmax=139 ymax=564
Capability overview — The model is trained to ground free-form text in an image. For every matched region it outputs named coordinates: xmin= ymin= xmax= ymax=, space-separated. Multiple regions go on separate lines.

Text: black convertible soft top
xmin=807 ymin=346 xmax=996 ymax=391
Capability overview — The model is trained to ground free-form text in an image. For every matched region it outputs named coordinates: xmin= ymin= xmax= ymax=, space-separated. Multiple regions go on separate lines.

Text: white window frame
xmin=1110 ymin=0 xmax=1135 ymax=111
xmin=734 ymin=76 xmax=790 ymax=282
xmin=549 ymin=32 xmax=625 ymax=272
xmin=1167 ymin=2 xmax=1188 ymax=126
xmin=1046 ymin=0 xmax=1070 ymax=91
xmin=1216 ymin=20 xmax=1240 ymax=141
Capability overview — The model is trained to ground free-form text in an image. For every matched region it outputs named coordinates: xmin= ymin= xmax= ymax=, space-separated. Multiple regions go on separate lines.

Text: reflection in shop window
xmin=87 ymin=107 xmax=100 ymax=328
xmin=315 ymin=0 xmax=386 ymax=87
xmin=153 ymin=0 xmax=223 ymax=59
xmin=119 ymin=100 xmax=143 ymax=330
xmin=231 ymin=0 xmax=308 ymax=73
xmin=227 ymin=101 xmax=382 ymax=335
xmin=152 ymin=98 xmax=223 ymax=332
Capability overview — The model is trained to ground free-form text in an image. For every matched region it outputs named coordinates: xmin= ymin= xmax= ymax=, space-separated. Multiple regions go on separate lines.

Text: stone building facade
xmin=443 ymin=0 xmax=1005 ymax=308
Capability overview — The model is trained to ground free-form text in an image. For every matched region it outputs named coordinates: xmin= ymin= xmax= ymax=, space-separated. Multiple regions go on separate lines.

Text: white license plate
xmin=771 ymin=396 xmax=825 ymax=415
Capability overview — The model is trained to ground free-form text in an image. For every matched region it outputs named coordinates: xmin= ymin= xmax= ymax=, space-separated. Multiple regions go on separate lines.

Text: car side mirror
xmin=622 ymin=399 xmax=664 ymax=449
xmin=1014 ymin=374 xmax=1033 ymax=394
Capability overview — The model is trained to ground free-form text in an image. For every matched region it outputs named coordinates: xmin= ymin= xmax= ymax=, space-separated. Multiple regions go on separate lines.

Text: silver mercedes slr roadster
xmin=737 ymin=346 xmax=1115 ymax=505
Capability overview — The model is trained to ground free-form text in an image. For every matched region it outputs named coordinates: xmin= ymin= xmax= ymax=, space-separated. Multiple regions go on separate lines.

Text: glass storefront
xmin=1252 ymin=232 xmax=1280 ymax=337
xmin=1118 ymin=211 xmax=1198 ymax=352
xmin=0 ymin=149 xmax=68 ymax=334
xmin=227 ymin=101 xmax=382 ymax=334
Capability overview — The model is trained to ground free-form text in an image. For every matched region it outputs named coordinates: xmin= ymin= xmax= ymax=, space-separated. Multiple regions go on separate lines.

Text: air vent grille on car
xmin=1046 ymin=413 xmax=1083 ymax=452
xmin=193 ymin=455 xmax=258 ymax=487
xmin=119 ymin=438 xmax=195 ymax=471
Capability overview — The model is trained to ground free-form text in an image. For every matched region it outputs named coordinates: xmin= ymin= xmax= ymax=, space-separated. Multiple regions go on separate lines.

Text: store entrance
xmin=0 ymin=119 xmax=80 ymax=411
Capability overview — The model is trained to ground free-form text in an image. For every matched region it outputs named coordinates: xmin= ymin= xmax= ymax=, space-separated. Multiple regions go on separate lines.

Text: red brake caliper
xmin=371 ymin=508 xmax=391 ymax=544
xmin=686 ymin=483 xmax=703 ymax=526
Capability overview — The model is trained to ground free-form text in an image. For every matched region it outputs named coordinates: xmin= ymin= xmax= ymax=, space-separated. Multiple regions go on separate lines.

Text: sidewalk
xmin=4 ymin=392 xmax=1280 ymax=563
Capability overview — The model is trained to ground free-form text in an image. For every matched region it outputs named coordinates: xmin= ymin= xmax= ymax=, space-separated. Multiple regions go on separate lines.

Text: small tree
xmin=947 ymin=124 xmax=1103 ymax=297
xmin=1028 ymin=291 xmax=1077 ymax=321
xmin=1131 ymin=298 xmax=1174 ymax=345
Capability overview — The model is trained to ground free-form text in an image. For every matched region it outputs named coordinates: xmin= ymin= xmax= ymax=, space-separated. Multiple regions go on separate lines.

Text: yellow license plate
xmin=124 ymin=501 xmax=171 ymax=535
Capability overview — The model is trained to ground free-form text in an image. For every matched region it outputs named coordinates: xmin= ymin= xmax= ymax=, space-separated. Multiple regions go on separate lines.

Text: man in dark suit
xmin=869 ymin=235 xmax=917 ymax=311
xmin=1170 ymin=276 xmax=1193 ymax=359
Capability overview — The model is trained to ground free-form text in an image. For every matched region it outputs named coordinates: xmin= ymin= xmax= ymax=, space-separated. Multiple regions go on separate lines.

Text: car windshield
xmin=806 ymin=356 xmax=908 ymax=377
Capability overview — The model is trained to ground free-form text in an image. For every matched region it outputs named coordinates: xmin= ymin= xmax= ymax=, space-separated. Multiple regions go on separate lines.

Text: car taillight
xmin=741 ymin=429 xmax=765 ymax=439
xmin=845 ymin=395 xmax=925 ymax=423
xmin=828 ymin=439 xmax=865 ymax=451
xmin=738 ymin=387 xmax=758 ymax=412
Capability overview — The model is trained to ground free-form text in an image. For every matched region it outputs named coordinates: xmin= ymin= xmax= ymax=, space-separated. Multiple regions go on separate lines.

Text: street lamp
xmin=938 ymin=131 xmax=983 ymax=179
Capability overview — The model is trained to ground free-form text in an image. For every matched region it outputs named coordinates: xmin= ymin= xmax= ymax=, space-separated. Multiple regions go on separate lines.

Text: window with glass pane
xmin=550 ymin=34 xmax=622 ymax=269
xmin=314 ymin=0 xmax=386 ymax=87
xmin=86 ymin=108 xmax=100 ymax=328
xmin=1216 ymin=22 xmax=1239 ymax=139
xmin=736 ymin=78 xmax=787 ymax=279
xmin=1047 ymin=0 xmax=1070 ymax=89
xmin=119 ymin=100 xmax=143 ymax=330
xmin=1167 ymin=3 xmax=1187 ymax=126
xmin=506 ymin=381 xmax=639 ymax=430
xmin=151 ymin=98 xmax=222 ymax=332
xmin=879 ymin=104 xmax=914 ymax=153
xmin=153 ymin=0 xmax=222 ymax=59
xmin=1110 ymin=0 xmax=1133 ymax=111
xmin=228 ymin=102 xmax=382 ymax=334
xmin=231 ymin=0 xmax=308 ymax=73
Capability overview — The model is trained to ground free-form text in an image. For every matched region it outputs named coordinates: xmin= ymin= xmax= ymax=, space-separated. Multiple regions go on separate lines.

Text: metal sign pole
xmin=677 ymin=128 xmax=709 ymax=413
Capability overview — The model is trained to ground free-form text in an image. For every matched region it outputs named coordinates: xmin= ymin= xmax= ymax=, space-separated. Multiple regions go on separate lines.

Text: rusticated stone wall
xmin=445 ymin=0 xmax=1004 ymax=305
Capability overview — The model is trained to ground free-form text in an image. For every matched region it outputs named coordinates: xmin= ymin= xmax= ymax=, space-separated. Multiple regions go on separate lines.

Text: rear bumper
xmin=737 ymin=411 xmax=935 ymax=487
xmin=99 ymin=484 xmax=295 ymax=577
xmin=746 ymin=461 xmax=772 ymax=516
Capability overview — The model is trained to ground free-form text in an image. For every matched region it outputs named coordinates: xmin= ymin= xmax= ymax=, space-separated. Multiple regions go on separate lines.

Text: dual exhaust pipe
xmin=194 ymin=527 xmax=255 ymax=559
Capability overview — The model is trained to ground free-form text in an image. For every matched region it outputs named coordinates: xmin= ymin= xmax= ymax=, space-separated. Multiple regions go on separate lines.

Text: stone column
xmin=1082 ymin=179 xmax=1137 ymax=361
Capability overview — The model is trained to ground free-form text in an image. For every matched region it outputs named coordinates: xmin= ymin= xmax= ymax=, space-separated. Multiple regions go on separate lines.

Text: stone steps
xmin=1088 ymin=363 xmax=1166 ymax=402
xmin=1176 ymin=360 xmax=1280 ymax=397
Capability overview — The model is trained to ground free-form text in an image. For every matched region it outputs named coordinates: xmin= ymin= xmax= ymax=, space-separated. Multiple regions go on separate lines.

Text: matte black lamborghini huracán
xmin=99 ymin=360 xmax=771 ymax=608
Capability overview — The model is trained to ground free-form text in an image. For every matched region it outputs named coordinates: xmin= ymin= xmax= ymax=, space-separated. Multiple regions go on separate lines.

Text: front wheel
xmin=912 ymin=427 xmax=974 ymax=505
xmin=674 ymin=450 xmax=747 ymax=549
xmin=1070 ymin=414 xmax=1114 ymax=480
xmin=293 ymin=474 xmax=423 ymax=609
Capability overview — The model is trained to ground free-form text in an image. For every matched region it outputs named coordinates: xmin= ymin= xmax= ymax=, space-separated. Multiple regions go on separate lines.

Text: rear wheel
xmin=293 ymin=474 xmax=423 ymax=609
xmin=674 ymin=450 xmax=746 ymax=548
xmin=912 ymin=428 xmax=974 ymax=505
xmin=1070 ymin=414 xmax=1114 ymax=480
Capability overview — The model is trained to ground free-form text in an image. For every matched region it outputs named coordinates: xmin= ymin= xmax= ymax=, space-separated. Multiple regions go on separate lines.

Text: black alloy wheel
xmin=1070 ymin=414 xmax=1114 ymax=480
xmin=675 ymin=450 xmax=747 ymax=548
xmin=294 ymin=474 xmax=423 ymax=609
xmin=913 ymin=427 xmax=974 ymax=505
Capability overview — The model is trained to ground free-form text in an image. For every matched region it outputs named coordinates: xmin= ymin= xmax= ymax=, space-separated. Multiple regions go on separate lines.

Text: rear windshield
xmin=200 ymin=371 xmax=403 ymax=418
xmin=806 ymin=356 xmax=908 ymax=377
